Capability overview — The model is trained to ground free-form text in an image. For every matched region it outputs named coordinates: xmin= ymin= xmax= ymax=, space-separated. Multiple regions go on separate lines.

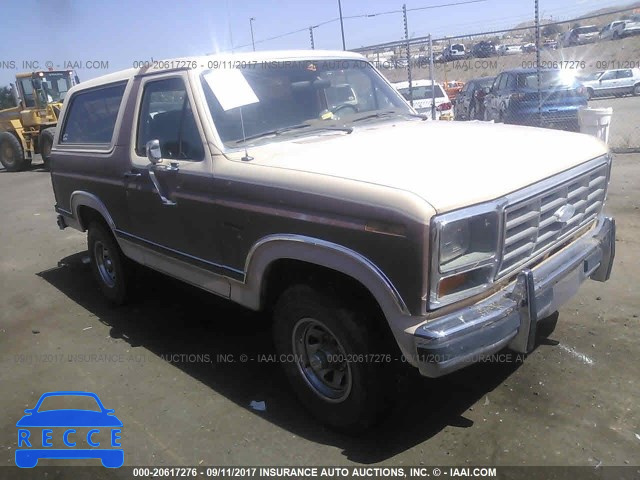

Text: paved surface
xmin=0 ymin=154 xmax=639 ymax=468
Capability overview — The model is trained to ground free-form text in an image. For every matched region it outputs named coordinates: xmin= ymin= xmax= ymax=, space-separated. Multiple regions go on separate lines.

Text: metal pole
xmin=250 ymin=17 xmax=256 ymax=51
xmin=309 ymin=26 xmax=315 ymax=49
xmin=338 ymin=0 xmax=346 ymax=50
xmin=403 ymin=4 xmax=413 ymax=107
xmin=535 ymin=0 xmax=542 ymax=127
xmin=429 ymin=34 xmax=436 ymax=120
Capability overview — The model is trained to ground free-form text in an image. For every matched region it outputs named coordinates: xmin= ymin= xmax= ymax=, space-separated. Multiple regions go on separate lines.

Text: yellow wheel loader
xmin=0 ymin=70 xmax=79 ymax=171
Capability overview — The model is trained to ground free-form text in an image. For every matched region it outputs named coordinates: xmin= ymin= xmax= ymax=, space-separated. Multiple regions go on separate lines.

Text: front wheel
xmin=273 ymin=285 xmax=394 ymax=433
xmin=88 ymin=221 xmax=132 ymax=305
xmin=39 ymin=128 xmax=55 ymax=168
xmin=0 ymin=132 xmax=27 ymax=172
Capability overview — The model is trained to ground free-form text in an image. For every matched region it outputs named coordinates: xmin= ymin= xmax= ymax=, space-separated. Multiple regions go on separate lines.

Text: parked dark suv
xmin=454 ymin=76 xmax=495 ymax=120
xmin=471 ymin=41 xmax=496 ymax=58
xmin=484 ymin=68 xmax=588 ymax=131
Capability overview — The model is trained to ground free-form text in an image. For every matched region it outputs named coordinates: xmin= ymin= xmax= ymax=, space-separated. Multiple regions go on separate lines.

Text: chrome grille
xmin=498 ymin=163 xmax=609 ymax=277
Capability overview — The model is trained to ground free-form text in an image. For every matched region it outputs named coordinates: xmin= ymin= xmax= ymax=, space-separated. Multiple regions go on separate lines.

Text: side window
xmin=617 ymin=69 xmax=632 ymax=79
xmin=61 ymin=83 xmax=126 ymax=145
xmin=136 ymin=77 xmax=204 ymax=161
xmin=505 ymin=74 xmax=516 ymax=89
xmin=600 ymin=71 xmax=616 ymax=81
xmin=492 ymin=75 xmax=502 ymax=92
xmin=19 ymin=79 xmax=36 ymax=108
xmin=498 ymin=74 xmax=508 ymax=91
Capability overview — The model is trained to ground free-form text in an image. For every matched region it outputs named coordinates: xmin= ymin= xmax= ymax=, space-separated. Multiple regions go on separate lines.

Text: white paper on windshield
xmin=203 ymin=69 xmax=259 ymax=111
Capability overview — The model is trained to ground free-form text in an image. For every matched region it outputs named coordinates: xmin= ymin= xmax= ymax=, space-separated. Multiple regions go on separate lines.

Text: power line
xmin=353 ymin=3 xmax=640 ymax=52
xmin=223 ymin=0 xmax=490 ymax=52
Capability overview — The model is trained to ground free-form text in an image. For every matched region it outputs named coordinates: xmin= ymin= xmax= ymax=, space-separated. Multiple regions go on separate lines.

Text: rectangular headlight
xmin=430 ymin=205 xmax=500 ymax=307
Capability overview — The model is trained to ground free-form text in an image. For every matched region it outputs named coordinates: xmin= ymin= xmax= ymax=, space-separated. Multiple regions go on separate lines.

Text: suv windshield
xmin=579 ymin=71 xmax=604 ymax=81
xmin=477 ymin=78 xmax=494 ymax=88
xmin=576 ymin=26 xmax=599 ymax=34
xmin=516 ymin=71 xmax=577 ymax=89
xmin=201 ymin=59 xmax=410 ymax=146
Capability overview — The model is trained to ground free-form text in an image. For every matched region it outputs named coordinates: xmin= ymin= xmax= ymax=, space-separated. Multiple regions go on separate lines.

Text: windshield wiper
xmin=237 ymin=123 xmax=312 ymax=143
xmin=351 ymin=110 xmax=426 ymax=123
xmin=352 ymin=111 xmax=399 ymax=123
xmin=236 ymin=123 xmax=352 ymax=144
xmin=311 ymin=125 xmax=354 ymax=134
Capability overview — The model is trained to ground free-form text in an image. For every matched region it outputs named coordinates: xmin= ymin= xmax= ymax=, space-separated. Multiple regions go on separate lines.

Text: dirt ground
xmin=0 ymin=153 xmax=639 ymax=470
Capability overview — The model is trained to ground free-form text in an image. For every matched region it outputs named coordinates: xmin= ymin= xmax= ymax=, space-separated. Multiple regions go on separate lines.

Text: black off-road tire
xmin=87 ymin=221 xmax=132 ymax=305
xmin=273 ymin=284 xmax=395 ymax=433
xmin=0 ymin=132 xmax=28 ymax=172
xmin=39 ymin=128 xmax=56 ymax=168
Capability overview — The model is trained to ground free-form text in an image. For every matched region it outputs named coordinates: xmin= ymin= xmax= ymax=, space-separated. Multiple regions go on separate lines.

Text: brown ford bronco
xmin=50 ymin=50 xmax=615 ymax=432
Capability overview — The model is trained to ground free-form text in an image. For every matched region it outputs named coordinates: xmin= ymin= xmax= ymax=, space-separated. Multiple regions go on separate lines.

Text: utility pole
xmin=309 ymin=26 xmax=315 ymax=49
xmin=338 ymin=0 xmax=346 ymax=50
xmin=249 ymin=17 xmax=256 ymax=51
xmin=429 ymin=34 xmax=436 ymax=120
xmin=403 ymin=4 xmax=413 ymax=107
xmin=535 ymin=0 xmax=542 ymax=127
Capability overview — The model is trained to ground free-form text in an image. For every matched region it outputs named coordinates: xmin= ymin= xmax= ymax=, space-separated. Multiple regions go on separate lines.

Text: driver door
xmin=484 ymin=74 xmax=502 ymax=121
xmin=124 ymin=73 xmax=227 ymax=280
xmin=597 ymin=71 xmax=617 ymax=95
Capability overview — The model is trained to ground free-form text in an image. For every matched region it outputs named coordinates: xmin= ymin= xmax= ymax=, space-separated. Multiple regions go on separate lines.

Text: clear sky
xmin=0 ymin=0 xmax=635 ymax=86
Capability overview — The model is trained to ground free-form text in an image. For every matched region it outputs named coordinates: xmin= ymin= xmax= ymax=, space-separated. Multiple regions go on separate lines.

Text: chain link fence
xmin=354 ymin=4 xmax=640 ymax=151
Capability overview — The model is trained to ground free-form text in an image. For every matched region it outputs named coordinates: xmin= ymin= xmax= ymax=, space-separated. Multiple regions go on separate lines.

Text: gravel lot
xmin=590 ymin=96 xmax=640 ymax=152
xmin=0 ymin=153 xmax=639 ymax=470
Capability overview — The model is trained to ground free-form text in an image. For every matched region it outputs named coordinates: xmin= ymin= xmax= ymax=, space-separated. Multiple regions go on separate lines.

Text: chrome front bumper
xmin=411 ymin=215 xmax=615 ymax=378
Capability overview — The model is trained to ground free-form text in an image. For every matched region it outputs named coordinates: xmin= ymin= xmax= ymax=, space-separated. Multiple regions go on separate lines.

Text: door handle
xmin=148 ymin=166 xmax=176 ymax=206
xmin=123 ymin=171 xmax=142 ymax=178
xmin=157 ymin=161 xmax=180 ymax=172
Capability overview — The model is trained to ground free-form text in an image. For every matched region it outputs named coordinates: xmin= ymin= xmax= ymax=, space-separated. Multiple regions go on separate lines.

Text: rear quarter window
xmin=60 ymin=82 xmax=127 ymax=145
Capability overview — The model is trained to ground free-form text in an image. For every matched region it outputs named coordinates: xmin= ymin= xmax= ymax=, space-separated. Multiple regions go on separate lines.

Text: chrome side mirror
xmin=146 ymin=139 xmax=162 ymax=164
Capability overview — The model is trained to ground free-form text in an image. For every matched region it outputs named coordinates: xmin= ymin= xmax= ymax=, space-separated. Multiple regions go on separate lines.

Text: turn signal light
xmin=437 ymin=273 xmax=468 ymax=297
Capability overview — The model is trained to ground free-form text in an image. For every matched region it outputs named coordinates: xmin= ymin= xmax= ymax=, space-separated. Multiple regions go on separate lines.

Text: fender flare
xmin=233 ymin=234 xmax=410 ymax=318
xmin=69 ymin=191 xmax=116 ymax=231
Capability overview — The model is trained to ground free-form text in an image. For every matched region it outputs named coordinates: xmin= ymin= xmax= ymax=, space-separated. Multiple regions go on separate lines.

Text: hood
xmin=243 ymin=120 xmax=608 ymax=214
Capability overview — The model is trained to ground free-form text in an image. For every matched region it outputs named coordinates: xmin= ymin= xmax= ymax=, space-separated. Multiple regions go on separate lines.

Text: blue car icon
xmin=15 ymin=391 xmax=123 ymax=468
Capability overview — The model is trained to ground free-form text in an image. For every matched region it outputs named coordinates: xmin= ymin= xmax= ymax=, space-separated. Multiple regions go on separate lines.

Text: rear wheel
xmin=633 ymin=84 xmax=640 ymax=96
xmin=39 ymin=128 xmax=55 ymax=168
xmin=273 ymin=284 xmax=394 ymax=433
xmin=88 ymin=221 xmax=132 ymax=305
xmin=0 ymin=132 xmax=27 ymax=172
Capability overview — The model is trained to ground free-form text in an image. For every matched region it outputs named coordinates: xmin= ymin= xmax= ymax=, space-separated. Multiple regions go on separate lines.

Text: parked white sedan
xmin=580 ymin=68 xmax=640 ymax=98
xmin=392 ymin=80 xmax=454 ymax=120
